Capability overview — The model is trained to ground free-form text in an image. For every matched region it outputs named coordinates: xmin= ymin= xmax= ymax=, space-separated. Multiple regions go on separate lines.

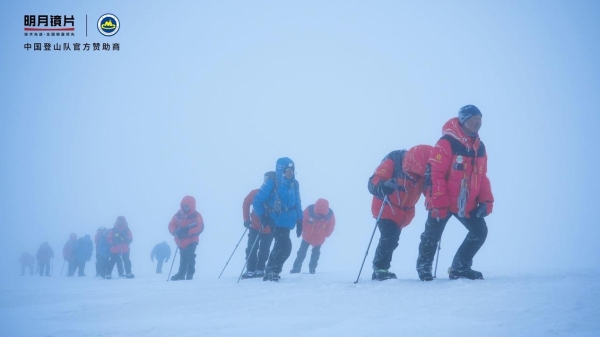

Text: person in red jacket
xmin=63 ymin=233 xmax=78 ymax=276
xmin=241 ymin=188 xmax=273 ymax=279
xmin=368 ymin=144 xmax=433 ymax=281
xmin=416 ymin=105 xmax=494 ymax=281
xmin=168 ymin=195 xmax=204 ymax=281
xmin=105 ymin=216 xmax=134 ymax=279
xmin=290 ymin=198 xmax=335 ymax=274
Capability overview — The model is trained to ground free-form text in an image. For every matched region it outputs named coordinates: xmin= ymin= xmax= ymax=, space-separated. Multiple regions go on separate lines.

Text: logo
xmin=456 ymin=156 xmax=463 ymax=164
xmin=24 ymin=15 xmax=75 ymax=36
xmin=98 ymin=14 xmax=119 ymax=36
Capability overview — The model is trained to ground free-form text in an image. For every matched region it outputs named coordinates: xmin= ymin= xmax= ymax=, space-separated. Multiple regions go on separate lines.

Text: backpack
xmin=367 ymin=150 xmax=411 ymax=196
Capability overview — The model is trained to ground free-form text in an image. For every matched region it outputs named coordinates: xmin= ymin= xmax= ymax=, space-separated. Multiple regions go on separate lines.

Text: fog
xmin=2 ymin=1 xmax=599 ymax=283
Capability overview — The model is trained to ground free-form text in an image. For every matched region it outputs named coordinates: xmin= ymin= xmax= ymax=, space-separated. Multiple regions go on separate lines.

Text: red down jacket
xmin=107 ymin=216 xmax=133 ymax=254
xmin=301 ymin=198 xmax=335 ymax=246
xmin=168 ymin=196 xmax=204 ymax=249
xmin=426 ymin=117 xmax=494 ymax=217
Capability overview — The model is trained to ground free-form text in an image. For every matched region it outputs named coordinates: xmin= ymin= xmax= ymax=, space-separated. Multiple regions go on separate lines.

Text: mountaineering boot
xmin=289 ymin=268 xmax=300 ymax=274
xmin=185 ymin=274 xmax=193 ymax=280
xmin=372 ymin=269 xmax=397 ymax=281
xmin=170 ymin=273 xmax=184 ymax=281
xmin=125 ymin=273 xmax=135 ymax=279
xmin=241 ymin=271 xmax=255 ymax=279
xmin=309 ymin=268 xmax=316 ymax=274
xmin=418 ymin=270 xmax=434 ymax=281
xmin=254 ymin=270 xmax=265 ymax=278
xmin=263 ymin=271 xmax=281 ymax=282
xmin=448 ymin=268 xmax=483 ymax=280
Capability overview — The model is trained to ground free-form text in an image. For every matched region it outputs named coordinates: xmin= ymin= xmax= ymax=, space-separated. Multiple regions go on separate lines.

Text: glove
xmin=379 ymin=180 xmax=397 ymax=196
xmin=471 ymin=203 xmax=489 ymax=218
xmin=296 ymin=220 xmax=303 ymax=238
xmin=431 ymin=208 xmax=448 ymax=221
xmin=243 ymin=220 xmax=251 ymax=229
xmin=177 ymin=227 xmax=190 ymax=238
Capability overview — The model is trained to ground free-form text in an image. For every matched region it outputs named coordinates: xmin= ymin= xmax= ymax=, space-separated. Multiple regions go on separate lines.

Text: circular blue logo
xmin=98 ymin=14 xmax=120 ymax=36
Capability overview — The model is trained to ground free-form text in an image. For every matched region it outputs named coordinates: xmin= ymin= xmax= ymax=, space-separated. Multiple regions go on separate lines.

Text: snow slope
xmin=2 ymin=268 xmax=598 ymax=337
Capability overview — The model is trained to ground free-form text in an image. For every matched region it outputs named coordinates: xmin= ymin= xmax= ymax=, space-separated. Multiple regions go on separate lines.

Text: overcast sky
xmin=1 ymin=1 xmax=599 ymax=279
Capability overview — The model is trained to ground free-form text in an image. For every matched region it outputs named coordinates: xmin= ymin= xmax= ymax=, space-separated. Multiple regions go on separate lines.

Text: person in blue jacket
xmin=95 ymin=227 xmax=115 ymax=278
xmin=253 ymin=157 xmax=303 ymax=282
xmin=74 ymin=234 xmax=94 ymax=276
xmin=151 ymin=241 xmax=171 ymax=274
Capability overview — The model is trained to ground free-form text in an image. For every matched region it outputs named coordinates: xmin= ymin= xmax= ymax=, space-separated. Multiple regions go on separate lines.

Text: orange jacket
xmin=243 ymin=189 xmax=271 ymax=234
xmin=371 ymin=145 xmax=433 ymax=228
xmin=107 ymin=217 xmax=133 ymax=254
xmin=168 ymin=196 xmax=204 ymax=249
xmin=426 ymin=118 xmax=494 ymax=217
xmin=301 ymin=199 xmax=335 ymax=246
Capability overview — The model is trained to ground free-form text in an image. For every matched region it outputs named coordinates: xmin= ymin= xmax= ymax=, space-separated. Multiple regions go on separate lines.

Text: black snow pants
xmin=265 ymin=227 xmax=291 ymax=274
xmin=372 ymin=219 xmax=402 ymax=271
xmin=416 ymin=212 xmax=488 ymax=273
xmin=245 ymin=228 xmax=274 ymax=272
xmin=292 ymin=239 xmax=322 ymax=272
xmin=176 ymin=242 xmax=198 ymax=278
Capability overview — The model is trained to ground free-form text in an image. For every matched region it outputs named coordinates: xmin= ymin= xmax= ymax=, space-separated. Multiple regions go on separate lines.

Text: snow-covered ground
xmin=2 ymin=267 xmax=599 ymax=337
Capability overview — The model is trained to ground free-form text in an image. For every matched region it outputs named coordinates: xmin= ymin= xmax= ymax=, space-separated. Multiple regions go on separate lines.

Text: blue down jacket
xmin=253 ymin=157 xmax=302 ymax=229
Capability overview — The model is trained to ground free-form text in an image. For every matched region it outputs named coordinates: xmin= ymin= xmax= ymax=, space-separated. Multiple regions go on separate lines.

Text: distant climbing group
xmin=19 ymin=105 xmax=493 ymax=283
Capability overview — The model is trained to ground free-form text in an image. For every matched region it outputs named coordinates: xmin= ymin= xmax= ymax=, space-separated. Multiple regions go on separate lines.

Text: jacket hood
xmin=442 ymin=117 xmax=479 ymax=149
xmin=69 ymin=233 xmax=77 ymax=241
xmin=403 ymin=144 xmax=434 ymax=177
xmin=180 ymin=195 xmax=197 ymax=213
xmin=275 ymin=157 xmax=295 ymax=182
xmin=114 ymin=216 xmax=128 ymax=231
xmin=314 ymin=198 xmax=330 ymax=215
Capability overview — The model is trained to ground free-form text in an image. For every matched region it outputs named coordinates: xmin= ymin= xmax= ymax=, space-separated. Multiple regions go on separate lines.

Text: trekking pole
xmin=237 ymin=228 xmax=262 ymax=283
xmin=433 ymin=239 xmax=441 ymax=278
xmin=119 ymin=243 xmax=123 ymax=276
xmin=354 ymin=195 xmax=388 ymax=284
xmin=218 ymin=228 xmax=248 ymax=279
xmin=59 ymin=260 xmax=65 ymax=276
xmin=167 ymin=247 xmax=179 ymax=281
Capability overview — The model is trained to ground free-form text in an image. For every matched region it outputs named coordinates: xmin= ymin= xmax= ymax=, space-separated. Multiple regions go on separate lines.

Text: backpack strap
xmin=263 ymin=171 xmax=288 ymax=214
xmin=441 ymin=135 xmax=486 ymax=158
xmin=308 ymin=204 xmax=332 ymax=221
